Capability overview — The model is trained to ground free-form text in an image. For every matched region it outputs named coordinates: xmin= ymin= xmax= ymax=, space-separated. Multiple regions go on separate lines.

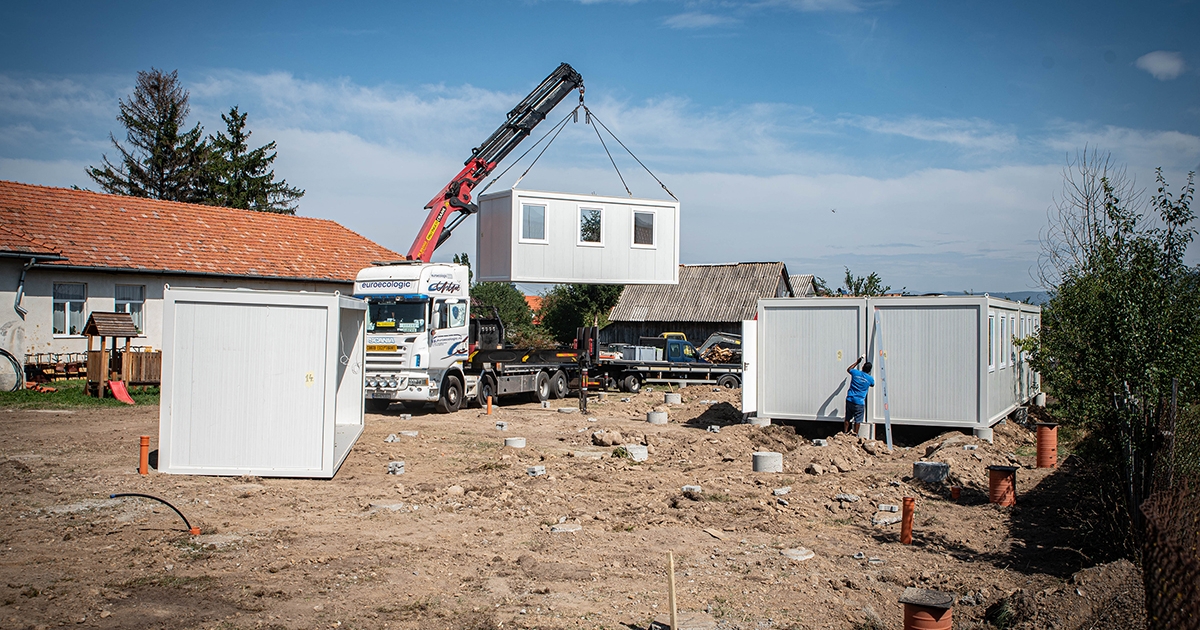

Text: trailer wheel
xmin=528 ymin=371 xmax=551 ymax=403
xmin=549 ymin=370 xmax=569 ymax=399
xmin=437 ymin=375 xmax=463 ymax=413
xmin=622 ymin=374 xmax=641 ymax=393
xmin=365 ymin=399 xmax=390 ymax=413
xmin=717 ymin=374 xmax=741 ymax=389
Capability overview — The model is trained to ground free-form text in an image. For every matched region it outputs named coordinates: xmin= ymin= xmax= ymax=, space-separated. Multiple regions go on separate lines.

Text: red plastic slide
xmin=107 ymin=381 xmax=136 ymax=405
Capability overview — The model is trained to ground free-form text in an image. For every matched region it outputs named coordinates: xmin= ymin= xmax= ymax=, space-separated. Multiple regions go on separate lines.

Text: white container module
xmin=475 ymin=188 xmax=680 ymax=285
xmin=756 ymin=296 xmax=1040 ymax=430
xmin=158 ymin=287 xmax=367 ymax=478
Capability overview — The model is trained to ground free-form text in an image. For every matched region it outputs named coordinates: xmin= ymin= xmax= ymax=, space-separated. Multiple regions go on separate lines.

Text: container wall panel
xmin=868 ymin=304 xmax=979 ymax=426
xmin=757 ymin=299 xmax=865 ymax=421
xmin=476 ymin=189 xmax=679 ymax=285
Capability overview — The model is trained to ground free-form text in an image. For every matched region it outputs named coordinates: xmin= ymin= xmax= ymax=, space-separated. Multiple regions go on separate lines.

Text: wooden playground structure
xmin=80 ymin=312 xmax=161 ymax=398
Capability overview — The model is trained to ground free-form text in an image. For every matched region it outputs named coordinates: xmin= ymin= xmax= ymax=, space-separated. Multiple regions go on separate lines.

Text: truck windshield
xmin=368 ymin=300 xmax=426 ymax=333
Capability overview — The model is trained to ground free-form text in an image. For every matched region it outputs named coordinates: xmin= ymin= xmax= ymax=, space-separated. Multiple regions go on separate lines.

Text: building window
xmin=988 ymin=313 xmax=995 ymax=371
xmin=116 ymin=284 xmax=145 ymax=332
xmin=632 ymin=210 xmax=655 ymax=247
xmin=53 ymin=283 xmax=86 ymax=336
xmin=578 ymin=207 xmax=603 ymax=245
xmin=520 ymin=204 xmax=547 ymax=242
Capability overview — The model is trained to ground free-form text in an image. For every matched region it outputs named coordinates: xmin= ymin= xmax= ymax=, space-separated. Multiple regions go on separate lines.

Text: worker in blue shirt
xmin=843 ymin=355 xmax=875 ymax=434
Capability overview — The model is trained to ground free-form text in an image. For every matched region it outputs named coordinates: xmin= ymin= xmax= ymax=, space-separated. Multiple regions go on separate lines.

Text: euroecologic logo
xmin=356 ymin=280 xmax=415 ymax=291
xmin=427 ymin=281 xmax=462 ymax=294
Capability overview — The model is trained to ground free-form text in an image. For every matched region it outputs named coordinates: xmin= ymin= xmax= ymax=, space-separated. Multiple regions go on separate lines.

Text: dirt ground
xmin=0 ymin=386 xmax=1144 ymax=629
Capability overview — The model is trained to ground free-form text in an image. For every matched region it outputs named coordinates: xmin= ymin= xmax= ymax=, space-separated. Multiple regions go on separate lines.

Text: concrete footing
xmin=623 ymin=444 xmax=649 ymax=461
xmin=647 ymin=411 xmax=668 ymax=425
xmin=973 ymin=427 xmax=994 ymax=444
xmin=753 ymin=451 xmax=783 ymax=472
xmin=664 ymin=392 xmax=682 ymax=405
xmin=747 ymin=417 xmax=770 ymax=427
xmin=504 ymin=437 xmax=526 ymax=448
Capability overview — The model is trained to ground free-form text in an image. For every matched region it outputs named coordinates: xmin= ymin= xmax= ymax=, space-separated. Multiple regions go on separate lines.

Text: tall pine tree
xmin=86 ymin=69 xmax=208 ymax=202
xmin=205 ymin=106 xmax=304 ymax=214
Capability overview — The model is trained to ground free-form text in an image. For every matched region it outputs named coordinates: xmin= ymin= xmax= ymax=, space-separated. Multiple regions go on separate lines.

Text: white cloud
xmin=663 ymin=12 xmax=738 ymax=29
xmin=841 ymin=115 xmax=1018 ymax=151
xmin=1135 ymin=51 xmax=1187 ymax=81
xmin=3 ymin=70 xmax=1199 ymax=290
xmin=754 ymin=0 xmax=864 ymax=12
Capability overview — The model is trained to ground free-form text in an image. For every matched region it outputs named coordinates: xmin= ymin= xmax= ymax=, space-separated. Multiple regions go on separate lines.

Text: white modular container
xmin=475 ymin=188 xmax=680 ymax=285
xmin=756 ymin=296 xmax=1040 ymax=430
xmin=158 ymin=287 xmax=367 ymax=478
xmin=740 ymin=319 xmax=757 ymax=416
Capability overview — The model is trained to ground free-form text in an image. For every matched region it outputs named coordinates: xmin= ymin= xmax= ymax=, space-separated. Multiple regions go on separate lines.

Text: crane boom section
xmin=405 ymin=63 xmax=583 ymax=262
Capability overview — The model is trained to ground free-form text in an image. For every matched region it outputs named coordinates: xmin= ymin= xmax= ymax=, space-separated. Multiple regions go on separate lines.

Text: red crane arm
xmin=405 ymin=63 xmax=583 ymax=262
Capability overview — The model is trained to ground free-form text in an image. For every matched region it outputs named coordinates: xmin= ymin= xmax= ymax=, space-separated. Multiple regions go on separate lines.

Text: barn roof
xmin=608 ymin=262 xmax=792 ymax=323
xmin=0 ymin=180 xmax=398 ymax=282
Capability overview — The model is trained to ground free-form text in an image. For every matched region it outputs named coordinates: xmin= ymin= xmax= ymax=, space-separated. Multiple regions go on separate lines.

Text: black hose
xmin=110 ymin=493 xmax=199 ymax=535
xmin=0 ymin=348 xmax=21 ymax=392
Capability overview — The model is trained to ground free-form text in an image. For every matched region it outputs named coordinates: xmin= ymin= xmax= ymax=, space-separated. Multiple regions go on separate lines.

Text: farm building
xmin=602 ymin=262 xmax=809 ymax=345
xmin=0 ymin=180 xmax=398 ymax=375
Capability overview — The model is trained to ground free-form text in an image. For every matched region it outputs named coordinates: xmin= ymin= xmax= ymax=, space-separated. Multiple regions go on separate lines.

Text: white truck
xmin=354 ymin=262 xmax=473 ymax=413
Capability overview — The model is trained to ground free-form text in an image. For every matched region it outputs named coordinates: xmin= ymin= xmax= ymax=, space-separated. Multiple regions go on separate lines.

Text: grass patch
xmin=1015 ymin=444 xmax=1036 ymax=457
xmin=0 ymin=379 xmax=159 ymax=409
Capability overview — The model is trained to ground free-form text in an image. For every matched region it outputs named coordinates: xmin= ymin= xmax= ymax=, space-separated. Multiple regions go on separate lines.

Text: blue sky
xmin=2 ymin=1 xmax=1198 ymax=292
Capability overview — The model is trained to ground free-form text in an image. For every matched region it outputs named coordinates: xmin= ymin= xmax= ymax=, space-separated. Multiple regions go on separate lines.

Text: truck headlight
xmin=388 ymin=379 xmax=399 ymax=388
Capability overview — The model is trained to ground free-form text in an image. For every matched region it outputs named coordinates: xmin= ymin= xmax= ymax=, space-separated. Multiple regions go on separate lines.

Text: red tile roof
xmin=0 ymin=222 xmax=61 ymax=258
xmin=0 ymin=180 xmax=399 ymax=282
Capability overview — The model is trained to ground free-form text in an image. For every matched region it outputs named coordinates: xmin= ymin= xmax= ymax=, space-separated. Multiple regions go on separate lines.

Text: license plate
xmin=367 ymin=344 xmax=397 ymax=352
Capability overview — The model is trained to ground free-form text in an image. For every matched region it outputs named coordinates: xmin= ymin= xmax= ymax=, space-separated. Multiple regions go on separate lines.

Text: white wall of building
xmin=0 ymin=261 xmax=348 ymax=362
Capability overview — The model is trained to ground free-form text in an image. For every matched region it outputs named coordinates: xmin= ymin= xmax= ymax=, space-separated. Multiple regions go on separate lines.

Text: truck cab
xmin=637 ymin=336 xmax=700 ymax=363
xmin=354 ymin=262 xmax=471 ymax=412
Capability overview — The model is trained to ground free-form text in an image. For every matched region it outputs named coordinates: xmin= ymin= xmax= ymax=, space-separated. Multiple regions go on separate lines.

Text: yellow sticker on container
xmin=837 ymin=350 xmax=843 ymax=361
xmin=305 ymin=371 xmax=314 ymax=387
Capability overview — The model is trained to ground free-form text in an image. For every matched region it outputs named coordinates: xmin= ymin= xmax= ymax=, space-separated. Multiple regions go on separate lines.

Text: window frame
xmin=115 ymin=284 xmax=146 ymax=333
xmin=52 ymin=282 xmax=87 ymax=337
xmin=998 ymin=315 xmax=1007 ymax=368
xmin=576 ymin=205 xmax=604 ymax=247
xmin=987 ymin=313 xmax=995 ymax=371
xmin=519 ymin=203 xmax=549 ymax=244
xmin=631 ymin=208 xmax=657 ymax=249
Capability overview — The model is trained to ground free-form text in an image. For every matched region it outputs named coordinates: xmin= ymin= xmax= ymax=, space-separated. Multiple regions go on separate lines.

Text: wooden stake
xmin=667 ymin=551 xmax=678 ymax=630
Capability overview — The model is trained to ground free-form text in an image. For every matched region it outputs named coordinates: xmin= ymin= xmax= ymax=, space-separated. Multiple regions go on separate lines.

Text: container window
xmin=521 ymin=204 xmax=547 ymax=242
xmin=53 ymin=282 xmax=86 ymax=336
xmin=633 ymin=210 xmax=655 ymax=247
xmin=579 ymin=207 xmax=603 ymax=245
xmin=116 ymin=284 xmax=145 ymax=332
xmin=1009 ymin=315 xmax=1016 ymax=364
xmin=988 ymin=313 xmax=995 ymax=371
xmin=999 ymin=316 xmax=1007 ymax=368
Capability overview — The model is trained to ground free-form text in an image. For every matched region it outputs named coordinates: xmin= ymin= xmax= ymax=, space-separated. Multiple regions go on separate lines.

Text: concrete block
xmin=549 ymin=523 xmax=581 ymax=533
xmin=913 ymin=461 xmax=950 ymax=483
xmin=973 ymin=427 xmax=994 ymax=443
xmin=773 ymin=486 xmax=791 ymax=496
xmin=834 ymin=493 xmax=860 ymax=502
xmin=707 ymin=425 xmax=721 ymax=433
xmin=664 ymin=392 xmax=682 ymax=405
xmin=384 ymin=434 xmax=398 ymax=443
xmin=504 ymin=437 xmax=526 ymax=448
xmin=622 ymin=444 xmax=649 ymax=462
xmin=399 ymin=414 xmax=412 ymax=420
xmin=753 ymin=451 xmax=783 ymax=473
xmin=398 ymin=430 xmax=418 ymax=437
xmin=558 ymin=407 xmax=579 ymax=414
xmin=747 ymin=417 xmax=770 ymax=427
xmin=387 ymin=461 xmax=405 ymax=475
xmin=495 ymin=421 xmax=508 ymax=431
xmin=542 ymin=401 xmax=550 ymax=408
xmin=812 ymin=438 xmax=828 ymax=447
xmin=647 ymin=411 xmax=668 ymax=425
xmin=526 ymin=465 xmax=546 ymax=477
xmin=682 ymin=485 xmax=702 ymax=493
xmin=781 ymin=548 xmax=814 ymax=562
xmin=878 ymin=504 xmax=899 ymax=512
xmin=872 ymin=514 xmax=901 ymax=526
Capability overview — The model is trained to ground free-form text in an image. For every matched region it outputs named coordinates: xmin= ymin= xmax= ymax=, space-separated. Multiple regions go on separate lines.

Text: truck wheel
xmin=476 ymin=375 xmax=496 ymax=408
xmin=437 ymin=375 xmax=463 ymax=413
xmin=549 ymin=370 xmax=569 ymax=399
xmin=717 ymin=374 xmax=741 ymax=389
xmin=365 ymin=399 xmax=390 ymax=413
xmin=529 ymin=371 xmax=550 ymax=403
xmin=622 ymin=374 xmax=641 ymax=393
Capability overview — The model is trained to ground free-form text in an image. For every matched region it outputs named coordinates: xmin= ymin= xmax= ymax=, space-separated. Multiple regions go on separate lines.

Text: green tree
xmin=204 ymin=106 xmax=304 ymax=214
xmin=839 ymin=267 xmax=900 ymax=296
xmin=471 ymin=282 xmax=533 ymax=332
xmin=453 ymin=253 xmax=472 ymax=284
xmin=86 ymin=68 xmax=208 ymax=202
xmin=538 ymin=284 xmax=624 ymax=344
xmin=1028 ymin=157 xmax=1199 ymax=535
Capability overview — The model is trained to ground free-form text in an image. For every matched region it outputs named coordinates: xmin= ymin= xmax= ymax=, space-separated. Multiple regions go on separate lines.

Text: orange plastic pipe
xmin=138 ymin=435 xmax=150 ymax=475
xmin=901 ymin=496 xmax=914 ymax=544
xmin=487 ymin=395 xmax=493 ymax=415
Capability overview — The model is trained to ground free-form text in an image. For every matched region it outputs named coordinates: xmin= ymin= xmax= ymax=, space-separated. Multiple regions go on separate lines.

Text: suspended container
xmin=475 ymin=189 xmax=680 ymax=285
xmin=158 ymin=287 xmax=367 ymax=478
xmin=755 ymin=296 xmax=1040 ymax=430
